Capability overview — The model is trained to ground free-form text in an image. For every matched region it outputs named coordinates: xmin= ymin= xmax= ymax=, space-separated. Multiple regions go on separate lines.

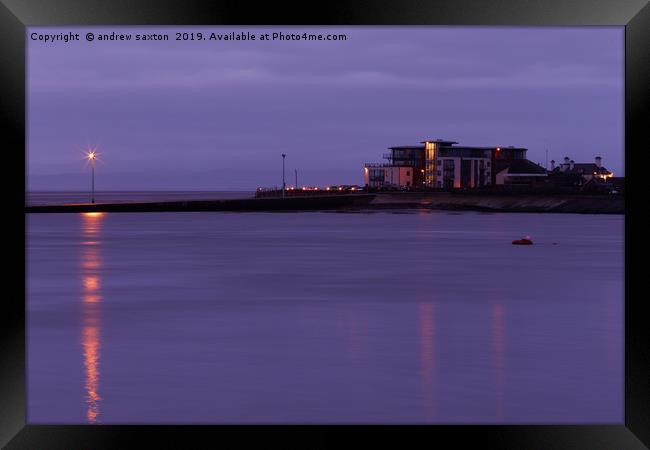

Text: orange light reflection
xmin=80 ymin=212 xmax=104 ymax=423
xmin=83 ymin=276 xmax=100 ymax=292
xmin=418 ymin=302 xmax=436 ymax=420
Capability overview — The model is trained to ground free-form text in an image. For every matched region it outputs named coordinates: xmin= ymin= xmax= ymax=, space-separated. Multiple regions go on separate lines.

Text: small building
xmin=364 ymin=164 xmax=414 ymax=188
xmin=495 ymin=159 xmax=548 ymax=186
xmin=364 ymin=139 xmax=545 ymax=189
xmin=608 ymin=176 xmax=625 ymax=193
xmin=548 ymin=156 xmax=614 ymax=187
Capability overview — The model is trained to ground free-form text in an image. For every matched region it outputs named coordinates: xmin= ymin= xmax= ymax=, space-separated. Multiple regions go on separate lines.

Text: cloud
xmin=26 ymin=26 xmax=625 ymax=189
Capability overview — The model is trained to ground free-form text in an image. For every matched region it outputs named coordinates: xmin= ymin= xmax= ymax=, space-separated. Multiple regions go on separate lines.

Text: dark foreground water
xmin=27 ymin=211 xmax=623 ymax=424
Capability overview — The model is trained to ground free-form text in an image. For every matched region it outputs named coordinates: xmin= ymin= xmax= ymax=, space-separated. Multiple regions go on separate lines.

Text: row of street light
xmin=86 ymin=150 xmax=96 ymax=204
xmin=282 ymin=154 xmax=300 ymax=198
xmin=83 ymin=150 xmax=299 ymax=204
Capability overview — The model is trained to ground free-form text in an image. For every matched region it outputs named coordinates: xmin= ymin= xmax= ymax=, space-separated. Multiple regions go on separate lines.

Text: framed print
xmin=3 ymin=0 xmax=649 ymax=448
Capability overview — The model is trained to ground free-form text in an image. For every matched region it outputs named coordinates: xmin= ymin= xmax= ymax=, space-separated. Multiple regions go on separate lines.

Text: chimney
xmin=562 ymin=156 xmax=570 ymax=171
xmin=550 ymin=159 xmax=555 ymax=170
xmin=570 ymin=160 xmax=575 ymax=170
xmin=595 ymin=156 xmax=602 ymax=168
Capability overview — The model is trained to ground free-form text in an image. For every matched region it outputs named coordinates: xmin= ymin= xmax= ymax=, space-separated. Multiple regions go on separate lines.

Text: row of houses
xmin=363 ymin=138 xmax=616 ymax=190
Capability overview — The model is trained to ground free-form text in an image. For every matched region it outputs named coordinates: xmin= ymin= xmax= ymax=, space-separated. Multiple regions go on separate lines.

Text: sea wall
xmin=25 ymin=194 xmax=376 ymax=213
xmin=370 ymin=192 xmax=624 ymax=214
xmin=24 ymin=192 xmax=624 ymax=214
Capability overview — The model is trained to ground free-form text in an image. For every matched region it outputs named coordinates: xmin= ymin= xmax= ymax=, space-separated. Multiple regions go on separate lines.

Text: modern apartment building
xmin=364 ymin=139 xmax=546 ymax=189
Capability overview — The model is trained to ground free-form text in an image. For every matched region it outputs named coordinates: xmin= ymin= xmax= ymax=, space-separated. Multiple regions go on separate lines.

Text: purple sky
xmin=27 ymin=26 xmax=624 ymax=191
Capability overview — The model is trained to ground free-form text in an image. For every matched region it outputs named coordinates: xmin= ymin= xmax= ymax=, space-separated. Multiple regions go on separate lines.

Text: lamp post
xmin=282 ymin=154 xmax=286 ymax=198
xmin=295 ymin=169 xmax=298 ymax=190
xmin=545 ymin=148 xmax=548 ymax=171
xmin=86 ymin=150 xmax=96 ymax=203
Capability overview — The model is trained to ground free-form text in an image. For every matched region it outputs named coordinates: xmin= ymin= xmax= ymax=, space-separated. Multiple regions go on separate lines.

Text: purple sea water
xmin=26 ymin=210 xmax=623 ymax=423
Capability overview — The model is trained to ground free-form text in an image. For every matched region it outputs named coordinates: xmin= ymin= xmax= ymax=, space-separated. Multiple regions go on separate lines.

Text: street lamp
xmin=86 ymin=150 xmax=97 ymax=203
xmin=282 ymin=153 xmax=286 ymax=198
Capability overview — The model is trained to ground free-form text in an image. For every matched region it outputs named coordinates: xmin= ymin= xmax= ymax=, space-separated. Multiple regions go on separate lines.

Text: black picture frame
xmin=4 ymin=0 xmax=648 ymax=448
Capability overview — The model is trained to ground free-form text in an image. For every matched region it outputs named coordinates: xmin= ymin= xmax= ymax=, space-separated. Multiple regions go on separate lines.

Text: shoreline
xmin=24 ymin=194 xmax=376 ymax=213
xmin=368 ymin=192 xmax=624 ymax=214
xmin=24 ymin=192 xmax=624 ymax=214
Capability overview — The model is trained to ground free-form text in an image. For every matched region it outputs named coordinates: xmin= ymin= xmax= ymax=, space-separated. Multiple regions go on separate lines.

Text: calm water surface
xmin=27 ymin=211 xmax=623 ymax=423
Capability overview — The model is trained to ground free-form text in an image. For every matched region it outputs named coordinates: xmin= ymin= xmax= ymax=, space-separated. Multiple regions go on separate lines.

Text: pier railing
xmin=255 ymin=187 xmax=365 ymax=198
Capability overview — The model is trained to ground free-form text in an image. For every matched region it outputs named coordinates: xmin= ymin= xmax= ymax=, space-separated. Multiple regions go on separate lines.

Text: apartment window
xmin=443 ymin=160 xmax=455 ymax=189
xmin=437 ymin=171 xmax=441 ymax=176
xmin=369 ymin=169 xmax=385 ymax=182
xmin=406 ymin=171 xmax=410 ymax=176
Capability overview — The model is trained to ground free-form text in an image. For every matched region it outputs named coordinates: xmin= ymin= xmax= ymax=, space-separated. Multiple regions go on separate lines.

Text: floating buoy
xmin=512 ymin=235 xmax=533 ymax=245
